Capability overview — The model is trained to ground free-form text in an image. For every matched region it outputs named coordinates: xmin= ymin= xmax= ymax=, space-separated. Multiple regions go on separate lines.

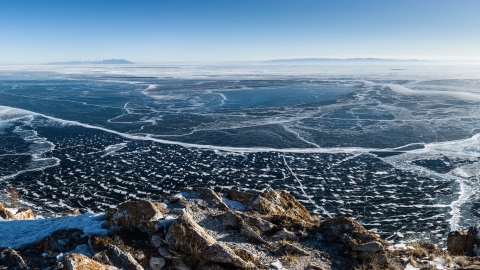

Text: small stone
xmin=150 ymin=234 xmax=163 ymax=248
xmin=149 ymin=257 xmax=165 ymax=270
xmin=67 ymin=209 xmax=81 ymax=216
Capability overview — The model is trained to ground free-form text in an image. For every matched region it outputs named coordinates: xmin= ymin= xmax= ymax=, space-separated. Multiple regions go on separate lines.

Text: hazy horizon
xmin=1 ymin=0 xmax=479 ymax=64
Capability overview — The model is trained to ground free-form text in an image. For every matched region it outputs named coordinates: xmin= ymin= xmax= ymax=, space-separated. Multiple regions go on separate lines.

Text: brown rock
xmin=68 ymin=209 xmax=82 ymax=216
xmin=253 ymin=189 xmax=312 ymax=221
xmin=0 ymin=248 xmax=27 ymax=269
xmin=234 ymin=249 xmax=259 ymax=264
xmin=196 ymin=187 xmax=222 ymax=202
xmin=447 ymin=230 xmax=467 ymax=256
xmin=165 ymin=212 xmax=216 ymax=251
xmin=63 ymin=253 xmax=116 ymax=270
xmin=105 ymin=200 xmax=166 ymax=231
xmin=0 ymin=203 xmax=34 ymax=220
xmin=319 ymin=217 xmax=384 ymax=246
xmin=88 ymin=235 xmax=112 ymax=253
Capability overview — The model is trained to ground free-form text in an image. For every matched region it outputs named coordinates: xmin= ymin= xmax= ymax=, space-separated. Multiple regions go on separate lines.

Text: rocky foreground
xmin=1 ymin=188 xmax=480 ymax=270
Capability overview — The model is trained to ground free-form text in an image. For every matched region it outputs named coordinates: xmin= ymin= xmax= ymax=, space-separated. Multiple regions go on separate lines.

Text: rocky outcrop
xmin=448 ymin=230 xmax=468 ymax=255
xmin=104 ymin=200 xmax=166 ymax=231
xmin=63 ymin=253 xmax=117 ymax=270
xmin=105 ymin=244 xmax=143 ymax=270
xmin=0 ymin=248 xmax=26 ymax=270
xmin=34 ymin=229 xmax=87 ymax=253
xmin=0 ymin=202 xmax=34 ymax=220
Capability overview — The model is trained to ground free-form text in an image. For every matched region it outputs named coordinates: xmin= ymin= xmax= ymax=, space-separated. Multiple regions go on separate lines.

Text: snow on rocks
xmin=0 ymin=202 xmax=34 ymax=220
xmin=0 ymin=213 xmax=108 ymax=248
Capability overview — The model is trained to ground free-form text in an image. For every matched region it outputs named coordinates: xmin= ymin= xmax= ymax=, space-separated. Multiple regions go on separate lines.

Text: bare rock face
xmin=105 ymin=200 xmax=166 ymax=231
xmin=0 ymin=248 xmax=27 ymax=269
xmin=240 ymin=227 xmax=269 ymax=245
xmin=0 ymin=203 xmax=34 ymax=220
xmin=351 ymin=241 xmax=383 ymax=252
xmin=272 ymin=228 xmax=298 ymax=241
xmin=226 ymin=189 xmax=259 ymax=209
xmin=447 ymin=230 xmax=468 ymax=256
xmin=105 ymin=244 xmax=144 ymax=270
xmin=63 ymin=253 xmax=116 ymax=270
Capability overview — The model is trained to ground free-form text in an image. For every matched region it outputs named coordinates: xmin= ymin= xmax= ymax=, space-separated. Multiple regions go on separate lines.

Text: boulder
xmin=34 ymin=229 xmax=86 ymax=253
xmin=447 ymin=230 xmax=467 ymax=255
xmin=105 ymin=200 xmax=166 ymax=231
xmin=105 ymin=244 xmax=144 ymax=270
xmin=149 ymin=257 xmax=165 ymax=270
xmin=165 ymin=212 xmax=216 ymax=251
xmin=466 ymin=226 xmax=480 ymax=257
xmin=166 ymin=212 xmax=252 ymax=268
xmin=0 ymin=248 xmax=27 ymax=270
xmin=319 ymin=217 xmax=384 ymax=246
xmin=252 ymin=189 xmax=312 ymax=221
xmin=63 ymin=253 xmax=118 ymax=270
xmin=89 ymin=235 xmax=112 ymax=253
xmin=222 ymin=210 xmax=244 ymax=230
xmin=150 ymin=234 xmax=163 ymax=248
xmin=0 ymin=203 xmax=34 ymax=220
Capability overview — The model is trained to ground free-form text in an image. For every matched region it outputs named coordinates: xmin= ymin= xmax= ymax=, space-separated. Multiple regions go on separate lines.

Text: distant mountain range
xmin=267 ymin=58 xmax=423 ymax=63
xmin=48 ymin=59 xmax=134 ymax=65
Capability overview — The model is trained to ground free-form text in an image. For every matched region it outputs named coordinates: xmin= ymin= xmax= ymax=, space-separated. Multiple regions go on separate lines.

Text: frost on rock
xmin=222 ymin=197 xmax=247 ymax=211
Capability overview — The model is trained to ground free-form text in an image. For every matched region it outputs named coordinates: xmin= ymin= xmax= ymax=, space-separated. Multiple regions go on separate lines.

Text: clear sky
xmin=0 ymin=0 xmax=479 ymax=64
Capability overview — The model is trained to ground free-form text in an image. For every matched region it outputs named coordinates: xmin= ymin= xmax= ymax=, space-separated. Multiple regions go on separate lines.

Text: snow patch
xmin=221 ymin=197 xmax=246 ymax=211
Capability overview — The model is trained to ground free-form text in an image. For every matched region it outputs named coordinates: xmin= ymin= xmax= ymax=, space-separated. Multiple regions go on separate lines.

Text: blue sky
xmin=0 ymin=0 xmax=479 ymax=64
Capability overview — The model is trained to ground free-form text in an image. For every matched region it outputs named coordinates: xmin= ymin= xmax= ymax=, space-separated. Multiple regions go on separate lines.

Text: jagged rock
xmin=241 ymin=226 xmax=269 ymax=244
xmin=34 ymin=228 xmax=86 ymax=253
xmin=272 ymin=228 xmax=298 ymax=241
xmin=283 ymin=244 xmax=309 ymax=256
xmin=226 ymin=189 xmax=259 ymax=209
xmin=63 ymin=253 xmax=118 ymax=270
xmin=253 ymin=189 xmax=313 ymax=221
xmin=447 ymin=230 xmax=467 ymax=255
xmin=0 ymin=248 xmax=27 ymax=270
xmin=222 ymin=210 xmax=244 ymax=230
xmin=165 ymin=212 xmax=216 ymax=250
xmin=0 ymin=203 xmax=34 ymax=220
xmin=172 ymin=258 xmax=192 ymax=270
xmin=269 ymin=259 xmax=284 ymax=269
xmin=466 ymin=226 xmax=480 ymax=256
xmin=234 ymin=249 xmax=259 ymax=264
xmin=105 ymin=244 xmax=144 ymax=270
xmin=239 ymin=213 xmax=276 ymax=233
xmin=67 ymin=209 xmax=82 ymax=216
xmin=319 ymin=217 xmax=384 ymax=245
xmin=105 ymin=200 xmax=166 ymax=231
xmin=89 ymin=235 xmax=112 ymax=253
xmin=149 ymin=257 xmax=165 ymax=270
xmin=196 ymin=187 xmax=222 ymax=202
xmin=204 ymin=243 xmax=255 ymax=269
xmin=351 ymin=241 xmax=383 ymax=252
xmin=150 ymin=234 xmax=163 ymax=248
